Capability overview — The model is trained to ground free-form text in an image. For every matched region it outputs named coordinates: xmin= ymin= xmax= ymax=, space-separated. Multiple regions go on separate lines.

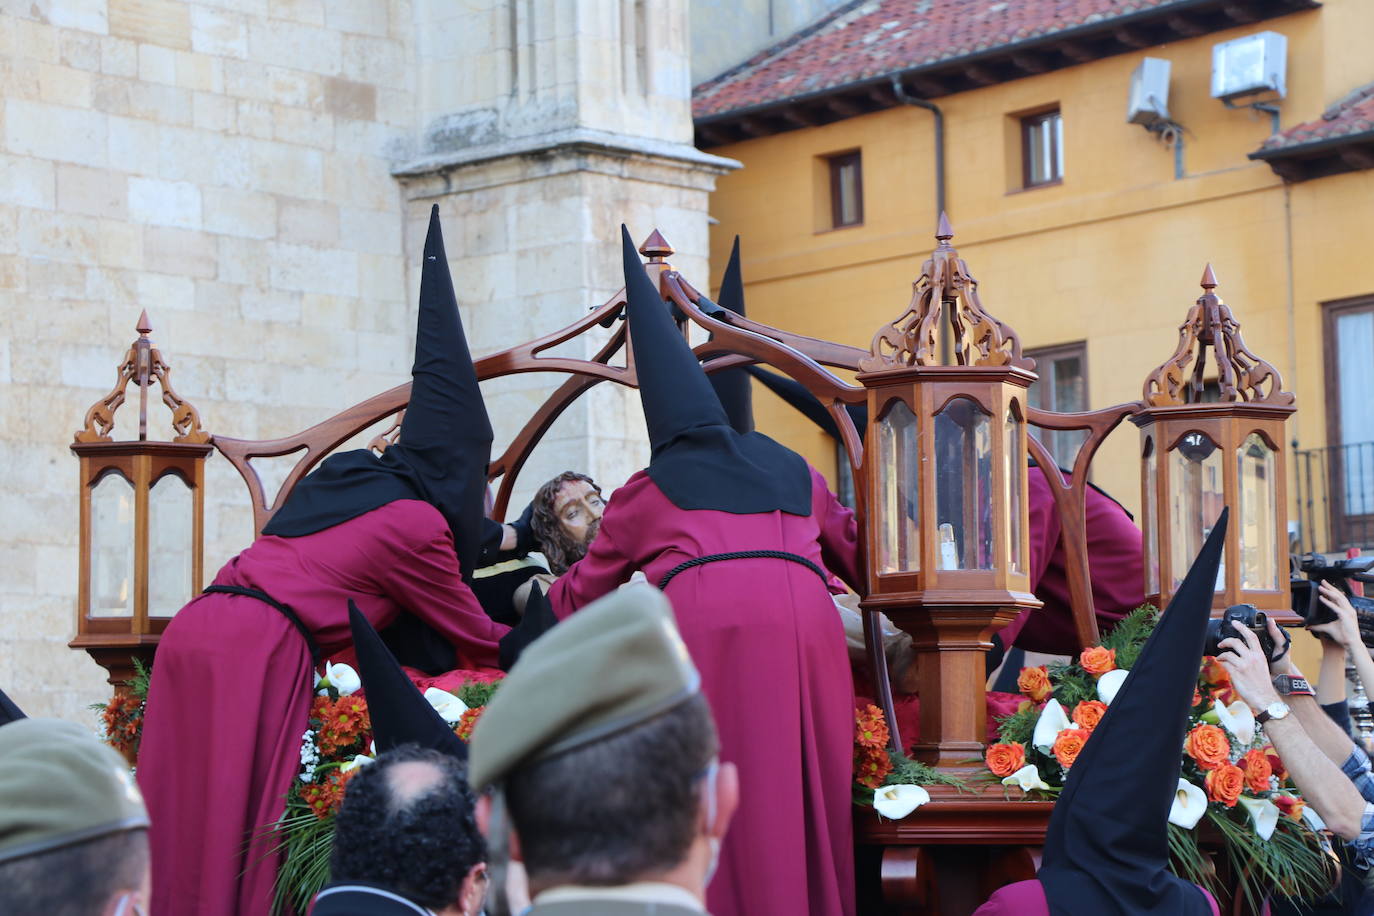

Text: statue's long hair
xmin=530 ymin=471 xmax=601 ymax=575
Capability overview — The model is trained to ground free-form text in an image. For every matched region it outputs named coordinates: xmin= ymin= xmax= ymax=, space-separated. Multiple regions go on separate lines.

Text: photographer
xmin=1311 ymin=581 xmax=1374 ymax=740
xmin=1217 ymin=616 xmax=1374 ymax=877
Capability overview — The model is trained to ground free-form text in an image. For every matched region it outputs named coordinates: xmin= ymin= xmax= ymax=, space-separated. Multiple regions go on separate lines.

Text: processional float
xmin=71 ymin=218 xmax=1299 ymax=914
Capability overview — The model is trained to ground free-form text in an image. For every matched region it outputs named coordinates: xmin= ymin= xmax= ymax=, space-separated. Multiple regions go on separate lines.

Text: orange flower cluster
xmin=1205 ymin=763 xmax=1244 ymax=807
xmin=313 ymin=695 xmax=371 ymax=756
xmin=1274 ymin=794 xmax=1305 ymax=822
xmin=101 ymin=693 xmax=143 ymax=759
xmin=301 ymin=772 xmax=347 ymax=820
xmin=852 ymin=705 xmax=893 ymax=789
xmin=1266 ymin=748 xmax=1288 ymax=787
xmin=1018 ymin=666 xmax=1053 ymax=703
xmin=854 ymin=705 xmax=890 ymax=751
xmin=455 ymin=707 xmax=484 ymax=743
xmin=1185 ymin=724 xmax=1231 ymax=771
xmin=985 ymin=742 xmax=1026 ymax=778
xmin=1200 ymin=657 xmax=1235 ymax=705
xmin=1071 ymin=701 xmax=1107 ymax=731
xmin=1241 ymin=748 xmax=1273 ymax=794
xmin=1079 ymin=646 xmax=1117 ymax=678
xmin=1052 ymin=729 xmax=1091 ymax=770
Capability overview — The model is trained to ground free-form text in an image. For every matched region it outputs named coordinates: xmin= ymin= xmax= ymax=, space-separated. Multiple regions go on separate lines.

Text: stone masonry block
xmin=272 ymin=104 xmax=333 ymax=150
xmin=323 ymin=76 xmax=376 ymax=121
xmin=127 ymin=176 xmax=201 ymax=229
xmin=90 ymin=74 xmax=131 ymax=115
xmin=96 ymin=218 xmax=142 ymax=269
xmin=135 ymin=270 xmax=196 ymax=311
xmin=278 ymin=197 xmax=339 ymax=247
xmin=216 ymin=236 xmax=269 ymax=287
xmin=174 ymin=50 xmax=222 ymax=93
xmin=269 ymin=242 xmax=358 ymax=297
xmin=42 ymin=0 xmax=110 ymax=35
xmin=341 ymin=34 xmax=407 ymax=89
xmin=109 ymin=0 xmax=191 ymax=51
xmin=57 ymin=164 xmax=125 ymax=219
xmin=241 ymin=285 xmax=303 ymax=323
xmin=99 ymin=35 xmax=137 ymax=76
xmin=189 ymin=6 xmax=247 ymax=59
xmin=201 ymin=186 xmax=276 ymax=240
xmin=126 ymin=80 xmax=192 ymax=126
xmin=270 ymin=0 xmax=326 ymax=27
xmin=5 ymin=99 xmax=106 ymax=169
xmin=243 ymin=138 xmax=324 ymax=198
xmin=38 ymin=62 xmax=94 ymax=108
xmin=18 ymin=208 xmax=101 ymax=263
xmin=325 ymin=3 xmax=388 ymax=38
xmin=192 ymin=91 xmax=235 ymax=132
xmin=59 ymin=31 xmax=104 ymax=72
xmin=144 ymin=225 xmax=216 ymax=278
xmin=248 ymin=20 xmax=339 ymax=76
xmin=0 ymin=154 xmax=56 ymax=210
xmin=27 ymin=259 xmax=89 ymax=299
xmin=137 ymin=42 xmax=176 ymax=84
xmin=106 ymin=115 xmax=160 ymax=175
xmin=12 ymin=19 xmax=59 ymax=64
xmin=236 ymin=100 xmax=274 ymax=140
xmin=339 ymin=206 xmax=402 ymax=255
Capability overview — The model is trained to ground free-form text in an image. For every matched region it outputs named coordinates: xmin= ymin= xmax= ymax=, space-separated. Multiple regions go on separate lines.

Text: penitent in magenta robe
xmin=972 ymin=879 xmax=1221 ymax=916
xmin=137 ymin=500 xmax=508 ymax=916
xmin=549 ymin=466 xmax=862 ymax=916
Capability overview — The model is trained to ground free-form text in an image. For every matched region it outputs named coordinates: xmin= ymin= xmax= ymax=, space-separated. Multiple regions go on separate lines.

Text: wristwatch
xmin=1272 ymin=674 xmax=1314 ymax=698
xmin=1255 ymin=700 xmax=1291 ymax=725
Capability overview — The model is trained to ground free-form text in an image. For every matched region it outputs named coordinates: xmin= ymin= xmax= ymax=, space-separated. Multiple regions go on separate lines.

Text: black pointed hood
xmin=1037 ymin=508 xmax=1229 ymax=916
xmin=349 ymin=601 xmax=468 ymax=760
xmin=621 ymin=226 xmax=811 ymax=516
xmin=708 ymin=237 xmax=755 ymax=435
xmin=263 ymin=207 xmax=493 ymax=582
xmin=0 ymin=687 xmax=24 ymax=727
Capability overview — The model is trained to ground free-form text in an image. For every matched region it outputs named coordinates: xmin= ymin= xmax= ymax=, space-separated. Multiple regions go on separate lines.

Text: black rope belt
xmin=658 ymin=550 xmax=828 ymax=591
xmin=203 ymin=584 xmax=322 ymax=664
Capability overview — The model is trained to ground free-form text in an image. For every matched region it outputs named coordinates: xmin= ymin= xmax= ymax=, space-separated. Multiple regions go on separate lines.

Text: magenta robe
xmin=973 ymin=879 xmax=1220 ymax=916
xmin=1000 ymin=470 xmax=1146 ymax=654
xmin=550 ymin=467 xmax=861 ymax=916
xmin=137 ymin=500 xmax=507 ymax=916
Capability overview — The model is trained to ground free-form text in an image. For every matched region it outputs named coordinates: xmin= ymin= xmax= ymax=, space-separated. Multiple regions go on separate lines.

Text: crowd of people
xmin=8 ymin=213 xmax=1374 ymax=915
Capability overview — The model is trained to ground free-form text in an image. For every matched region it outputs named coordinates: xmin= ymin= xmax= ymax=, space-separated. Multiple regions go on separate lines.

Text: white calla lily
xmin=1237 ymin=795 xmax=1279 ymax=841
xmin=319 ymin=662 xmax=361 ymax=697
xmin=1302 ymin=804 xmax=1327 ymax=833
xmin=1214 ymin=699 xmax=1256 ymax=747
xmin=1002 ymin=764 xmax=1052 ymax=793
xmin=872 ymin=784 xmax=930 ymax=819
xmin=1096 ymin=668 xmax=1129 ymax=704
xmin=1168 ymin=778 xmax=1208 ymax=829
xmin=340 ymin=754 xmax=374 ymax=774
xmin=1032 ymin=699 xmax=1072 ymax=753
xmin=423 ymin=687 xmax=468 ymax=724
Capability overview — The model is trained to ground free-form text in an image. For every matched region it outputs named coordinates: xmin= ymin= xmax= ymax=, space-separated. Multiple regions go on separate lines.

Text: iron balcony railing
xmin=1295 ymin=441 xmax=1374 ymax=554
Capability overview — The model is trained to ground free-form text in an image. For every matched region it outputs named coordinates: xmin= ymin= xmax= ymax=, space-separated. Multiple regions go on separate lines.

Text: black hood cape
xmin=1037 ymin=508 xmax=1228 ymax=916
xmin=621 ymin=226 xmax=811 ymax=516
xmin=263 ymin=206 xmax=494 ymax=585
xmin=348 ymin=600 xmax=469 ymax=760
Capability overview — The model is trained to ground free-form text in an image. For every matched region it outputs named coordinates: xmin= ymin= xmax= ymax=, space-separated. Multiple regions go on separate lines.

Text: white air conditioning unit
xmin=1211 ymin=31 xmax=1287 ymax=101
xmin=1127 ymin=57 xmax=1171 ymax=125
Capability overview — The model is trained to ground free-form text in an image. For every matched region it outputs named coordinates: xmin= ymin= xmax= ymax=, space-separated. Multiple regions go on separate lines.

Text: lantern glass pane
xmin=90 ymin=472 xmax=134 ymax=618
xmin=1006 ymin=406 xmax=1024 ymax=574
xmin=934 ymin=397 xmax=994 ymax=570
xmin=1143 ymin=437 xmax=1159 ymax=595
xmin=876 ymin=399 xmax=920 ymax=573
xmin=1169 ymin=431 xmax=1226 ymax=591
xmin=149 ymin=472 xmax=194 ymax=616
xmin=1238 ymin=433 xmax=1280 ymax=590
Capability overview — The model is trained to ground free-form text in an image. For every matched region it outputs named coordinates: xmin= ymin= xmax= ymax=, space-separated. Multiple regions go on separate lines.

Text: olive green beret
xmin=0 ymin=718 xmax=150 ymax=863
xmin=469 ymin=583 xmax=700 ymax=791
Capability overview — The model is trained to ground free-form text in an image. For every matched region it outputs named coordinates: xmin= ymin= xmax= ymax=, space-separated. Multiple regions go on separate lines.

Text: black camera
xmin=1290 ymin=553 xmax=1374 ymax=628
xmin=1204 ymin=604 xmax=1278 ymax=660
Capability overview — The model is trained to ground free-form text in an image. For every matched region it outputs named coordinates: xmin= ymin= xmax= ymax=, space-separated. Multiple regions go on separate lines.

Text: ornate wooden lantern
xmin=856 ymin=217 xmax=1041 ymax=769
xmin=70 ymin=312 xmax=212 ymax=688
xmin=1133 ymin=266 xmax=1296 ymax=618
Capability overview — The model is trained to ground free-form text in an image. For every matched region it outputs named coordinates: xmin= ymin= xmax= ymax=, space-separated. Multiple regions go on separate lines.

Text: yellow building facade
xmin=697 ymin=0 xmax=1374 ymax=561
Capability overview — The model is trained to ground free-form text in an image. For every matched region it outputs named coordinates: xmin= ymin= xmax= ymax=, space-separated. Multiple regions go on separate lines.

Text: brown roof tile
xmin=1258 ymin=82 xmax=1374 ymax=152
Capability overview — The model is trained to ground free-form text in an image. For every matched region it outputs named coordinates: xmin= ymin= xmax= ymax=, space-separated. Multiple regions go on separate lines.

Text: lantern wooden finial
xmin=136 ymin=309 xmax=152 ymax=336
xmin=860 ymin=218 xmax=1035 ymax=374
xmin=1200 ymin=263 xmax=1218 ymax=290
xmin=639 ymin=229 xmax=673 ymax=262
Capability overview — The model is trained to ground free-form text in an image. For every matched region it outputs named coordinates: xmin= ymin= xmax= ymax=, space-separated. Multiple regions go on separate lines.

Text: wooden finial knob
xmin=136 ymin=309 xmax=152 ymax=336
xmin=1200 ymin=263 xmax=1218 ymax=291
xmin=639 ymin=229 xmax=673 ymax=261
xmin=936 ymin=211 xmax=954 ymax=242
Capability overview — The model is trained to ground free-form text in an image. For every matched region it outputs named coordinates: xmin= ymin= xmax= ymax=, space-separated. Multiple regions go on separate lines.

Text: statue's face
xmin=553 ymin=479 xmax=605 ymax=548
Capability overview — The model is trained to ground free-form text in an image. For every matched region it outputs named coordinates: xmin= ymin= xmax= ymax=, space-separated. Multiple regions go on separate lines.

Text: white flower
xmin=1168 ymin=778 xmax=1208 ymax=829
xmin=872 ymin=784 xmax=930 ymax=819
xmin=423 ymin=687 xmax=468 ymax=724
xmin=1002 ymin=764 xmax=1051 ymax=792
xmin=1302 ymin=804 xmax=1327 ymax=833
xmin=1032 ymin=699 xmax=1072 ymax=753
xmin=1214 ymin=699 xmax=1256 ymax=747
xmin=319 ymin=662 xmax=361 ymax=697
xmin=1096 ymin=669 xmax=1129 ymax=704
xmin=1237 ymin=795 xmax=1279 ymax=841
xmin=341 ymin=754 xmax=375 ymax=774
xmin=313 ymin=669 xmax=322 ymax=691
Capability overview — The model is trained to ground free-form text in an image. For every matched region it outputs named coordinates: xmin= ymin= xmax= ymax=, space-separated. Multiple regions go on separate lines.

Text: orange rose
xmin=1241 ymin=748 xmax=1273 ymax=794
xmin=1274 ymin=794 xmax=1305 ymax=822
xmin=1018 ymin=666 xmax=1053 ymax=703
xmin=1079 ymin=646 xmax=1117 ymax=677
xmin=1185 ymin=723 xmax=1231 ymax=771
xmin=1265 ymin=748 xmax=1288 ymax=787
xmin=1201 ymin=656 xmax=1231 ymax=688
xmin=1192 ymin=688 xmax=1202 ymax=708
xmin=1072 ymin=701 xmax=1108 ymax=731
xmin=1205 ymin=763 xmax=1244 ymax=807
xmin=1052 ymin=728 xmax=1092 ymax=770
xmin=985 ymin=742 xmax=1027 ymax=778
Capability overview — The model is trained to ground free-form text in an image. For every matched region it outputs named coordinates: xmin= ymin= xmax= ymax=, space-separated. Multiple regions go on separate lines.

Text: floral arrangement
xmin=92 ymin=657 xmax=151 ymax=762
xmin=268 ymin=662 xmax=501 ymax=916
xmin=983 ymin=607 xmax=1334 ymax=911
xmin=851 ymin=703 xmax=967 ymax=820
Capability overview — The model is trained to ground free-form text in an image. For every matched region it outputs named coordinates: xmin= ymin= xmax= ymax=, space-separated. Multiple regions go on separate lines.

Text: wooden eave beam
xmin=1113 ymin=26 xmax=1152 ymax=49
xmin=827 ymin=96 xmax=862 ymax=117
xmin=1166 ymin=14 xmax=1208 ymax=37
xmin=1221 ymin=2 xmax=1260 ymax=23
xmin=1267 ymin=158 xmax=1308 ymax=182
xmin=964 ymin=64 xmax=999 ymax=86
xmin=1056 ymin=39 xmax=1097 ymax=63
xmin=908 ymin=75 xmax=949 ymax=97
xmin=697 ymin=125 xmax=733 ymax=146
xmin=1339 ymin=147 xmax=1374 ymax=170
xmin=1011 ymin=53 xmax=1051 ymax=75
xmin=736 ymin=117 xmax=769 ymax=138
xmin=780 ymin=105 xmax=821 ymax=128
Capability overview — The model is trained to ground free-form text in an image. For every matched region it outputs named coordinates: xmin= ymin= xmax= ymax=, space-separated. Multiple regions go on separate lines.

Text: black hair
xmin=330 ymin=746 xmax=487 ymax=909
xmin=506 ymin=694 xmax=717 ymax=887
xmin=0 ymin=828 xmax=148 ymax=916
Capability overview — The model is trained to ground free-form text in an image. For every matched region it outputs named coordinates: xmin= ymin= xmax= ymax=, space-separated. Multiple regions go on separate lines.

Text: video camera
xmin=1291 ymin=553 xmax=1374 ymax=629
xmin=1204 ymin=604 xmax=1278 ymax=660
